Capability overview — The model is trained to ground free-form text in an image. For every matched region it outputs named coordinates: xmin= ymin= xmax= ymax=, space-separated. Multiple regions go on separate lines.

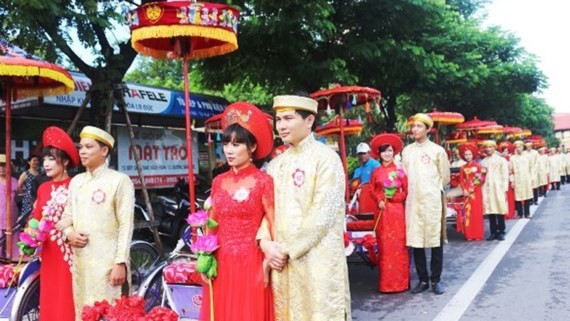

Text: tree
xmin=0 ymin=0 xmax=155 ymax=130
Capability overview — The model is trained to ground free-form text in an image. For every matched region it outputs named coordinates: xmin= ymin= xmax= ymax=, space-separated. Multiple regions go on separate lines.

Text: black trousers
xmin=562 ymin=175 xmax=566 ymax=184
xmin=413 ymin=246 xmax=443 ymax=283
xmin=515 ymin=199 xmax=531 ymax=217
xmin=540 ymin=185 xmax=547 ymax=196
xmin=533 ymin=188 xmax=538 ymax=203
xmin=552 ymin=182 xmax=561 ymax=190
xmin=488 ymin=214 xmax=506 ymax=234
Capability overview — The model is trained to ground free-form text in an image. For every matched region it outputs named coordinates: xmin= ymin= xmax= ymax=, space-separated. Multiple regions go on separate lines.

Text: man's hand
xmin=68 ymin=231 xmax=89 ymax=248
xmin=109 ymin=263 xmax=127 ymax=286
xmin=260 ymin=240 xmax=288 ymax=271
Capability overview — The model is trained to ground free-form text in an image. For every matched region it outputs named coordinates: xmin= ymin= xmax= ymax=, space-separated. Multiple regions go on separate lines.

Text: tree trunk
xmin=385 ymin=93 xmax=398 ymax=132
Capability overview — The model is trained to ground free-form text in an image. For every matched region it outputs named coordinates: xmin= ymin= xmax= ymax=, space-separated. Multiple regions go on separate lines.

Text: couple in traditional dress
xmin=200 ymin=95 xmax=352 ymax=321
xmin=32 ymin=125 xmax=134 ymax=321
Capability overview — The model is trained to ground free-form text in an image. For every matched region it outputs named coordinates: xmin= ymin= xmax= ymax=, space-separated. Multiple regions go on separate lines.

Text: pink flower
xmin=382 ymin=178 xmax=393 ymax=188
xmin=191 ymin=234 xmax=219 ymax=253
xmin=186 ymin=209 xmax=209 ymax=227
xmin=19 ymin=232 xmax=38 ymax=247
xmin=38 ymin=219 xmax=55 ymax=233
xmin=146 ymin=306 xmax=179 ymax=321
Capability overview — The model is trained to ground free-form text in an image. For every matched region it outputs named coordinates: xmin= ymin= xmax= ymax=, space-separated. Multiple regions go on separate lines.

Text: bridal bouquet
xmin=382 ymin=167 xmax=406 ymax=199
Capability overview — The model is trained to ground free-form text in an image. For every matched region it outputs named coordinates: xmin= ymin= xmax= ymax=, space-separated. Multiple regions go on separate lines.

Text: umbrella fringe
xmin=0 ymin=64 xmax=74 ymax=98
xmin=132 ymin=25 xmax=238 ymax=59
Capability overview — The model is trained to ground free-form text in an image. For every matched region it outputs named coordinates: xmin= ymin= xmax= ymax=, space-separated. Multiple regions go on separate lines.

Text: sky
xmin=483 ymin=0 xmax=570 ymax=114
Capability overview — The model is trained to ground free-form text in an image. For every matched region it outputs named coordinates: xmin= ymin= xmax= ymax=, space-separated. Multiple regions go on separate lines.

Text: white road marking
xmin=432 ymin=198 xmax=542 ymax=321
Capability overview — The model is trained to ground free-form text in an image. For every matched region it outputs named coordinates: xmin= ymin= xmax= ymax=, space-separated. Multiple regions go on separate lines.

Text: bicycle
xmin=137 ymin=227 xmax=202 ymax=320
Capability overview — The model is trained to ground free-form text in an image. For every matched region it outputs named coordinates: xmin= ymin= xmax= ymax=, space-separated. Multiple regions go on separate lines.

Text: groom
xmin=259 ymin=94 xmax=352 ymax=321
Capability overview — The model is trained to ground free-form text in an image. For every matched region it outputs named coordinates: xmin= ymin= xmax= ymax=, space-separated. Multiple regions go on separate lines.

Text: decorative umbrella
xmin=456 ymin=117 xmax=497 ymax=131
xmin=310 ymin=85 xmax=381 ymax=202
xmin=444 ymin=131 xmax=467 ymax=144
xmin=521 ymin=129 xmax=532 ymax=137
xmin=476 ymin=124 xmax=504 ymax=135
xmin=526 ymin=135 xmax=545 ymax=148
xmin=1 ymin=38 xmax=74 ymax=259
xmin=129 ymin=1 xmax=239 ymax=214
xmin=316 ymin=115 xmax=363 ymax=137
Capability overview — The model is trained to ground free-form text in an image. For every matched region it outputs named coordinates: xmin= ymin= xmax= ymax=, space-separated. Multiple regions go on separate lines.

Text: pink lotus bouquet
xmin=382 ymin=168 xmax=406 ymax=199
xmin=17 ymin=218 xmax=53 ymax=256
xmin=187 ymin=209 xmax=219 ymax=279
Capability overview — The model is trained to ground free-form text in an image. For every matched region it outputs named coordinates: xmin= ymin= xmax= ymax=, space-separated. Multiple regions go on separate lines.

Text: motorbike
xmin=133 ymin=177 xmax=209 ymax=245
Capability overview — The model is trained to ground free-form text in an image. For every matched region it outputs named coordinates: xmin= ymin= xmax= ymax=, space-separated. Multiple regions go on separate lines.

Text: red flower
xmin=146 ymin=306 xmax=179 ymax=321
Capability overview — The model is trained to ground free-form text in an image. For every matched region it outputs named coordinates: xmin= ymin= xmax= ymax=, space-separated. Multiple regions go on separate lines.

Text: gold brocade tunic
xmin=523 ymin=149 xmax=540 ymax=188
xmin=64 ymin=165 xmax=134 ymax=320
xmin=549 ymin=154 xmax=563 ymax=182
xmin=267 ymin=135 xmax=351 ymax=321
xmin=481 ymin=153 xmax=509 ymax=215
xmin=510 ymin=154 xmax=533 ymax=201
xmin=566 ymin=153 xmax=570 ymax=175
xmin=402 ymin=140 xmax=450 ymax=248
xmin=538 ymin=154 xmax=550 ymax=186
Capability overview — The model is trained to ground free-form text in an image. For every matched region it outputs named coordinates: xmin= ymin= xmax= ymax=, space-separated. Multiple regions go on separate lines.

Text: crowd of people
xmin=1 ymin=92 xmax=569 ymax=321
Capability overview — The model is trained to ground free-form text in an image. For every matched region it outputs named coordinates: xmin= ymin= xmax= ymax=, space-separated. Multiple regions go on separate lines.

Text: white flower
xmin=233 ymin=188 xmax=250 ymax=203
xmin=92 ymin=189 xmax=106 ymax=204
xmin=55 ymin=193 xmax=68 ymax=205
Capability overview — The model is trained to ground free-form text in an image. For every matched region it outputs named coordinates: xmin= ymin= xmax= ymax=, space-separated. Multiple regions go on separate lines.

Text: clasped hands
xmin=260 ymin=240 xmax=288 ymax=272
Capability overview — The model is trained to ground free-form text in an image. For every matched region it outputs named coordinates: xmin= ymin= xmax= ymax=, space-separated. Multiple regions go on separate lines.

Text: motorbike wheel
xmin=130 ymin=241 xmax=159 ymax=294
xmin=14 ymin=276 xmax=40 ymax=321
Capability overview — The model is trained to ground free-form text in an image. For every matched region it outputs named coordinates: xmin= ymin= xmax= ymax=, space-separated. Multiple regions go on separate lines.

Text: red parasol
xmin=476 ymin=125 xmax=504 ymax=135
xmin=1 ymin=38 xmax=74 ymax=259
xmin=310 ymin=85 xmax=381 ymax=202
xmin=456 ymin=117 xmax=497 ymax=131
xmin=444 ymin=131 xmax=467 ymax=144
xmin=526 ymin=135 xmax=545 ymax=148
xmin=129 ymin=1 xmax=239 ymax=214
xmin=316 ymin=115 xmax=363 ymax=137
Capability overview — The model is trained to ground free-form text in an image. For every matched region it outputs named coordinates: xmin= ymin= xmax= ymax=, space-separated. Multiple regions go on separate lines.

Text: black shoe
xmin=496 ymin=233 xmax=505 ymax=241
xmin=411 ymin=281 xmax=429 ymax=294
xmin=431 ymin=282 xmax=445 ymax=295
xmin=486 ymin=233 xmax=497 ymax=241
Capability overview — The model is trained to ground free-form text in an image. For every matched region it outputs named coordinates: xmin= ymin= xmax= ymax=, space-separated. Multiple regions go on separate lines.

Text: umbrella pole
xmin=338 ymin=111 xmax=350 ymax=203
xmin=183 ymin=55 xmax=197 ymax=215
xmin=4 ymin=87 xmax=13 ymax=260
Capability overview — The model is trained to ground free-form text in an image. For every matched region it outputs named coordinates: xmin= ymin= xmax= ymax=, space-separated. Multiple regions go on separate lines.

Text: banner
xmin=117 ymin=126 xmax=199 ymax=188
xmin=42 ymin=72 xmax=226 ymax=119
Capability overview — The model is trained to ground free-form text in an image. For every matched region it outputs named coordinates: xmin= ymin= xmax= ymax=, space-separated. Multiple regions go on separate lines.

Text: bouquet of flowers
xmin=382 ymin=168 xmax=406 ymax=199
xmin=186 ymin=198 xmax=219 ymax=319
xmin=17 ymin=218 xmax=52 ymax=256
xmin=81 ymin=296 xmax=179 ymax=321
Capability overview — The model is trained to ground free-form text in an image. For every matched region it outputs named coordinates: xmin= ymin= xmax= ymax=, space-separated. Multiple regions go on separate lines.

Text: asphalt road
xmin=350 ymin=183 xmax=570 ymax=321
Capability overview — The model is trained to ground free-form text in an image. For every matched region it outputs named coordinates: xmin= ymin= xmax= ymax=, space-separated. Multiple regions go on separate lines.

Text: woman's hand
xmin=463 ymin=189 xmax=470 ymax=197
xmin=56 ymin=217 xmax=72 ymax=230
xmin=378 ymin=200 xmax=385 ymax=210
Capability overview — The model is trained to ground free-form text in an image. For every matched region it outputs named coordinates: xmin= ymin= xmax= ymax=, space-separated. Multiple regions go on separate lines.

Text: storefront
xmin=1 ymin=71 xmax=228 ymax=188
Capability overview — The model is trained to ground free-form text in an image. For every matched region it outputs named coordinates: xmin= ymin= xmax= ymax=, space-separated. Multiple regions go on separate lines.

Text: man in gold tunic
xmin=523 ymin=142 xmax=540 ymax=205
xmin=59 ymin=126 xmax=134 ymax=320
xmin=558 ymin=147 xmax=567 ymax=185
xmin=261 ymin=95 xmax=352 ymax=321
xmin=548 ymin=148 xmax=562 ymax=190
xmin=537 ymin=147 xmax=550 ymax=197
xmin=402 ymin=113 xmax=449 ymax=295
xmin=481 ymin=140 xmax=509 ymax=241
xmin=566 ymin=148 xmax=570 ymax=183
xmin=510 ymin=141 xmax=533 ymax=218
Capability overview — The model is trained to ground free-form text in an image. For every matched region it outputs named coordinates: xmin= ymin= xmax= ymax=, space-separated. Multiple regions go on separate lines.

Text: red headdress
xmin=498 ymin=140 xmax=514 ymax=154
xmin=42 ymin=126 xmax=80 ymax=167
xmin=221 ymin=102 xmax=274 ymax=160
xmin=458 ymin=143 xmax=479 ymax=161
xmin=370 ymin=133 xmax=403 ymax=159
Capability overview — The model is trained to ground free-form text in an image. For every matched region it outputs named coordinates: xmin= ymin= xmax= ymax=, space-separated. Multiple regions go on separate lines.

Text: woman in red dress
xmin=499 ymin=141 xmax=516 ymax=219
xmin=200 ymin=102 xmax=275 ymax=321
xmin=458 ymin=143 xmax=486 ymax=241
xmin=369 ymin=133 xmax=409 ymax=293
xmin=32 ymin=126 xmax=80 ymax=321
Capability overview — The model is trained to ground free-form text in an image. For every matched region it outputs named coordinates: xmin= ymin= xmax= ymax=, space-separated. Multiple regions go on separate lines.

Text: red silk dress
xmin=200 ymin=165 xmax=274 ymax=321
xmin=369 ymin=162 xmax=409 ymax=293
xmin=459 ymin=162 xmax=485 ymax=241
xmin=33 ymin=178 xmax=75 ymax=321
